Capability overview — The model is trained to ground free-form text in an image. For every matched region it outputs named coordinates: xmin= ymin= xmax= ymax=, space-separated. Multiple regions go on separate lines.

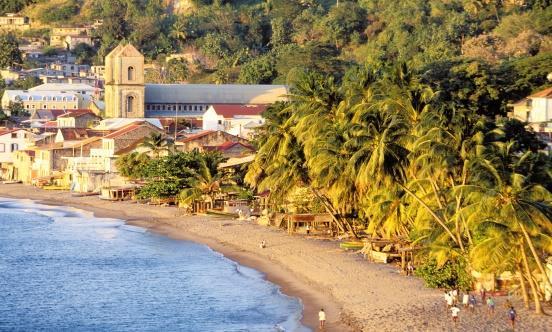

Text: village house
xmin=176 ymin=130 xmax=251 ymax=152
xmin=508 ymin=87 xmax=552 ymax=148
xmin=66 ymin=122 xmax=164 ymax=192
xmin=0 ymin=128 xmax=35 ymax=180
xmin=0 ymin=13 xmax=30 ymax=31
xmin=203 ymin=141 xmax=256 ymax=158
xmin=11 ymin=149 xmax=35 ymax=183
xmin=49 ymin=63 xmax=91 ymax=77
xmin=50 ymin=26 xmax=94 ymax=49
xmin=56 ymin=110 xmax=100 ymax=128
xmin=202 ymin=104 xmax=266 ymax=138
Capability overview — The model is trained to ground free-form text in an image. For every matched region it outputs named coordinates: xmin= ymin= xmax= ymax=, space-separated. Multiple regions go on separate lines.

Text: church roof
xmin=107 ymin=43 xmax=143 ymax=59
xmin=144 ymin=84 xmax=288 ymax=105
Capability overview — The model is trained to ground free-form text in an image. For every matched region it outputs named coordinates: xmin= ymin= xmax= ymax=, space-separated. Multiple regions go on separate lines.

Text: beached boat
xmin=71 ymin=192 xmax=99 ymax=197
xmin=339 ymin=241 xmax=364 ymax=250
xmin=1 ymin=180 xmax=21 ymax=184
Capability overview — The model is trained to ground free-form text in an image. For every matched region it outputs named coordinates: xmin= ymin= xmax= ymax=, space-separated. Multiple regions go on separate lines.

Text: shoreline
xmin=0 ymin=185 xmax=350 ymax=331
xmin=1 ymin=184 xmax=551 ymax=331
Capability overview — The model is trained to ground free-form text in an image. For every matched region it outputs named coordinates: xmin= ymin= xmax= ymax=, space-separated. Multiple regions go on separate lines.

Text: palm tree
xmin=140 ymin=132 xmax=174 ymax=158
xmin=464 ymin=142 xmax=552 ymax=312
xmin=178 ymin=160 xmax=225 ymax=207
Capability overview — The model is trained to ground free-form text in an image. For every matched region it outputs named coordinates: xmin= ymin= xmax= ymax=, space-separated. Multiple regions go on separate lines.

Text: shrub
xmin=415 ymin=259 xmax=473 ymax=290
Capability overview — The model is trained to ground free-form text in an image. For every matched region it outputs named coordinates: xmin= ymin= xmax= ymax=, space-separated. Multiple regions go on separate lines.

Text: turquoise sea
xmin=0 ymin=198 xmax=308 ymax=332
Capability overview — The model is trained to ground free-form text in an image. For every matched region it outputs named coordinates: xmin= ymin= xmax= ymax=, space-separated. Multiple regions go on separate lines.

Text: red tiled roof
xmin=43 ymin=121 xmax=58 ymax=128
xmin=58 ymin=128 xmax=89 ymax=140
xmin=210 ymin=104 xmax=267 ymax=118
xmin=204 ymin=141 xmax=255 ymax=152
xmin=0 ymin=128 xmax=19 ymax=136
xmin=178 ymin=130 xmax=215 ymax=143
xmin=57 ymin=109 xmax=97 ymax=118
xmin=103 ymin=121 xmax=162 ymax=139
xmin=529 ymin=87 xmax=552 ymax=98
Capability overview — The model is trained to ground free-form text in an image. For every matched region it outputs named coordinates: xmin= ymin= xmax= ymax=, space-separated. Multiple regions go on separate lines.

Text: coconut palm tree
xmin=178 ymin=160 xmax=226 ymax=206
xmin=140 ymin=132 xmax=174 ymax=158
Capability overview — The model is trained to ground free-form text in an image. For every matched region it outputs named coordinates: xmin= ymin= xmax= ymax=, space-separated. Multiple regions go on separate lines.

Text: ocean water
xmin=0 ymin=198 xmax=309 ymax=332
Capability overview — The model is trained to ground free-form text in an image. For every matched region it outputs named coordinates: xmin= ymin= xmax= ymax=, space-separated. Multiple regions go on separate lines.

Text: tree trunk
xmin=517 ymin=262 xmax=530 ymax=309
xmin=311 ymin=188 xmax=352 ymax=236
xmin=398 ymin=183 xmax=459 ymax=247
xmin=521 ymin=244 xmax=543 ymax=314
xmin=516 ymin=212 xmax=552 ymax=291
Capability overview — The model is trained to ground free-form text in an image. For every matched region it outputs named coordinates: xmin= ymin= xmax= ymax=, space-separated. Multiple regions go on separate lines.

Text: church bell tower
xmin=104 ymin=43 xmax=145 ymax=118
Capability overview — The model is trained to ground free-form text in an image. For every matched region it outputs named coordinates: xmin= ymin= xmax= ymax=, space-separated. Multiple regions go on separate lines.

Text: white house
xmin=202 ymin=104 xmax=266 ymax=137
xmin=509 ymin=87 xmax=552 ymax=132
xmin=1 ymin=90 xmax=84 ymax=115
xmin=0 ymin=128 xmax=35 ymax=163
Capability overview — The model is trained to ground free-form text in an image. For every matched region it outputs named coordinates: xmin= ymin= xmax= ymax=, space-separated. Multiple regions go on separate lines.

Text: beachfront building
xmin=65 ymin=121 xmax=163 ymax=192
xmin=0 ymin=128 xmax=35 ymax=180
xmin=176 ymin=130 xmax=255 ymax=158
xmin=0 ymin=14 xmax=30 ymax=31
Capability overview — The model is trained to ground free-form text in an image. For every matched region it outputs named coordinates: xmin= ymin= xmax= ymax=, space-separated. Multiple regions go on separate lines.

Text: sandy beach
xmin=0 ymin=184 xmax=550 ymax=331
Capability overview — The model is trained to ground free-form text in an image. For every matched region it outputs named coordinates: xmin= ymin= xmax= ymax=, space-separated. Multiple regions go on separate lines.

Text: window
xmin=146 ymin=105 xmax=150 ymax=111
xmin=218 ymin=120 xmax=222 ymax=125
xmin=194 ymin=105 xmax=197 ymax=111
xmin=178 ymin=105 xmax=182 ymax=111
xmin=156 ymin=105 xmax=160 ymax=111
xmin=0 ymin=143 xmax=5 ymax=152
xmin=11 ymin=133 xmax=17 ymax=138
xmin=162 ymin=105 xmax=166 ymax=110
xmin=172 ymin=105 xmax=176 ymax=111
xmin=10 ymin=143 xmax=18 ymax=152
xmin=126 ymin=95 xmax=135 ymax=114
xmin=128 ymin=66 xmax=135 ymax=81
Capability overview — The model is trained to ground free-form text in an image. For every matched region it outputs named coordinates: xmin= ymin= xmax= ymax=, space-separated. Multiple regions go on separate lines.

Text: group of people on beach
xmin=445 ymin=288 xmax=517 ymax=329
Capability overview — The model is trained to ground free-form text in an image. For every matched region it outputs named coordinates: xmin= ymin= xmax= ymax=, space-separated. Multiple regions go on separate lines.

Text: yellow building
xmin=104 ymin=44 xmax=145 ymax=118
xmin=0 ymin=14 xmax=30 ymax=31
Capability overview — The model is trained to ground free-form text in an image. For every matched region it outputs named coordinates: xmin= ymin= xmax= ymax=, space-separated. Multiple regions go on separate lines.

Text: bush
xmin=415 ymin=259 xmax=473 ymax=290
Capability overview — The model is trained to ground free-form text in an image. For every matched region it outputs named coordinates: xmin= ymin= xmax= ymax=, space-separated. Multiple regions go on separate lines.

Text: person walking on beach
xmin=468 ymin=294 xmax=476 ymax=313
xmin=450 ymin=305 xmax=460 ymax=327
xmin=462 ymin=292 xmax=469 ymax=308
xmin=259 ymin=240 xmax=266 ymax=248
xmin=486 ymin=296 xmax=495 ymax=316
xmin=306 ymin=224 xmax=311 ymax=236
xmin=318 ymin=308 xmax=326 ymax=329
xmin=446 ymin=291 xmax=454 ymax=309
xmin=508 ymin=306 xmax=517 ymax=330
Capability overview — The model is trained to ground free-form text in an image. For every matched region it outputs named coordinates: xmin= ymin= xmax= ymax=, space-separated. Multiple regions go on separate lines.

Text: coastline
xmin=0 ymin=185 xmax=350 ymax=331
xmin=2 ymin=184 xmax=551 ymax=331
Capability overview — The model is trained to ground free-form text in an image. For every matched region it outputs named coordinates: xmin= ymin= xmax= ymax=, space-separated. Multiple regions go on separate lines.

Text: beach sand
xmin=0 ymin=184 xmax=550 ymax=331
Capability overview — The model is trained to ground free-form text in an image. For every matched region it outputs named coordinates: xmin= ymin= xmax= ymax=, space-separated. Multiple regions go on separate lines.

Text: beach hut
xmin=99 ymin=185 xmax=137 ymax=201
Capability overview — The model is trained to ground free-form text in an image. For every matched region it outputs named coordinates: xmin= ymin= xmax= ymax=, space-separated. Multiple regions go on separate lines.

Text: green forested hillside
xmin=5 ymin=0 xmax=552 ymax=112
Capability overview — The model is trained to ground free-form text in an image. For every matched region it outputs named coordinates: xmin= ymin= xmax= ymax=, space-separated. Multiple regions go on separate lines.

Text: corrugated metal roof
xmin=29 ymin=83 xmax=97 ymax=92
xmin=144 ymin=84 xmax=288 ymax=104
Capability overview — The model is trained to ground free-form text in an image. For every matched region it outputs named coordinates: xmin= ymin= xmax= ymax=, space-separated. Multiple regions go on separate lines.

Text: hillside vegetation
xmin=4 ymin=0 xmax=552 ymax=112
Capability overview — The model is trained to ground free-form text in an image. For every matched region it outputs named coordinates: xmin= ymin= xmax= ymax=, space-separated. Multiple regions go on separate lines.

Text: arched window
xmin=128 ymin=66 xmax=135 ymax=81
xmin=126 ymin=95 xmax=134 ymax=114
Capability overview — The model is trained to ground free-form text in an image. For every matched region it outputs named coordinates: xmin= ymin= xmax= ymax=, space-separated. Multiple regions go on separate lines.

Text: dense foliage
xmin=115 ymin=149 xmax=227 ymax=200
xmin=246 ymin=66 xmax=552 ymax=313
xmin=10 ymin=1 xmax=550 ymax=104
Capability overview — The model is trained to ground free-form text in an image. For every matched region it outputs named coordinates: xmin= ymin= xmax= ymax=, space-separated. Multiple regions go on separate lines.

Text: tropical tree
xmin=140 ymin=132 xmax=174 ymax=158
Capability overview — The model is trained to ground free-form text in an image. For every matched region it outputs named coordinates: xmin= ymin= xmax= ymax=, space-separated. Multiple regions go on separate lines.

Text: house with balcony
xmin=66 ymin=121 xmax=163 ymax=192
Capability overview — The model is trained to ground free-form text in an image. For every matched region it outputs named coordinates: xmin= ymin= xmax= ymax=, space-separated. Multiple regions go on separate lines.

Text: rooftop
xmin=210 ymin=104 xmax=267 ymax=118
xmin=29 ymin=83 xmax=97 ymax=92
xmin=145 ymin=84 xmax=288 ymax=104
xmin=529 ymin=87 xmax=552 ymax=98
